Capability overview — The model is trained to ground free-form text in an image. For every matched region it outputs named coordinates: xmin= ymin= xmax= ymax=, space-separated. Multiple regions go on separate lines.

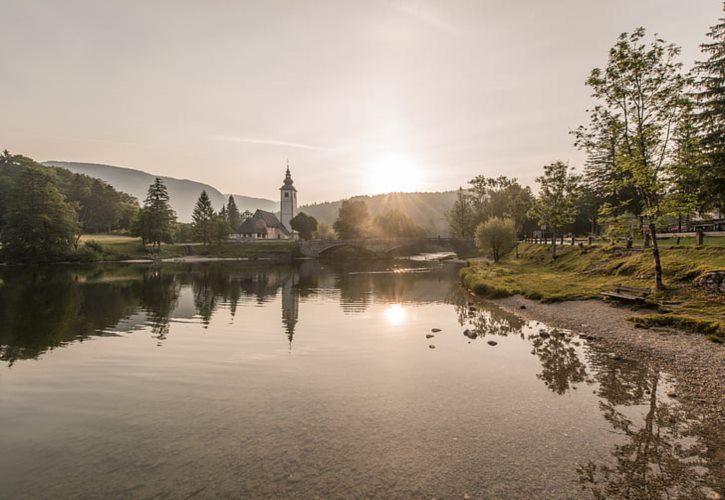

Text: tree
xmin=372 ymin=209 xmax=423 ymax=238
xmin=474 ymin=217 xmax=517 ymax=263
xmin=0 ymin=165 xmax=79 ymax=262
xmin=290 ymin=212 xmax=318 ymax=240
xmin=694 ymin=8 xmax=725 ymax=213
xmin=313 ymin=223 xmax=335 ymax=239
xmin=211 ymin=211 xmax=231 ymax=244
xmin=528 ymin=161 xmax=580 ymax=257
xmin=446 ymin=188 xmax=475 ymax=237
xmin=577 ymin=28 xmax=688 ymax=289
xmin=333 ymin=199 xmax=369 ymax=239
xmin=226 ymin=195 xmax=241 ymax=233
xmin=133 ymin=178 xmax=176 ymax=251
xmin=446 ymin=178 xmax=534 ymax=238
xmin=191 ymin=190 xmax=215 ymax=245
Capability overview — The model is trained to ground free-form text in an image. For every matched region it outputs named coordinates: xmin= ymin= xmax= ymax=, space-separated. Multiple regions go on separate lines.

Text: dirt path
xmin=492 ymin=295 xmax=725 ymax=487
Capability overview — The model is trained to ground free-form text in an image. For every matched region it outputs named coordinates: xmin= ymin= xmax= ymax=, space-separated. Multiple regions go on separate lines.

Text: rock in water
xmin=487 ymin=340 xmax=498 ymax=346
xmin=426 ymin=334 xmax=434 ymax=339
xmin=431 ymin=328 xmax=442 ymax=332
xmin=429 ymin=344 xmax=436 ymax=349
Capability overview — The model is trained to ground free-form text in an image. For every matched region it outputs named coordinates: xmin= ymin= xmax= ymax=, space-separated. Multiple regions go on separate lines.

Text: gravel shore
xmin=492 ymin=295 xmax=725 ymax=489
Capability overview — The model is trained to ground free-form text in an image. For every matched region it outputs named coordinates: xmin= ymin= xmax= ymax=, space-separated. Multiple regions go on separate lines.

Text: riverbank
xmin=461 ymin=243 xmax=725 ymax=337
xmin=488 ymin=294 xmax=725 ymax=487
xmin=77 ymin=235 xmax=296 ymax=263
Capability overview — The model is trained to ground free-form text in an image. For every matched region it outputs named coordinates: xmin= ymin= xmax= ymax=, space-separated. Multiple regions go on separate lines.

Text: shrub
xmin=474 ymin=217 xmax=517 ymax=263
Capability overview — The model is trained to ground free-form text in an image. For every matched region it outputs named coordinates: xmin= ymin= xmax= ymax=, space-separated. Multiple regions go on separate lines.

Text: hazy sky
xmin=1 ymin=0 xmax=721 ymax=202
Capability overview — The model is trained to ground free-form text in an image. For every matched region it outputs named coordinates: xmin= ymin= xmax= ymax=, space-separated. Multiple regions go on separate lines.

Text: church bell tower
xmin=279 ymin=161 xmax=297 ymax=231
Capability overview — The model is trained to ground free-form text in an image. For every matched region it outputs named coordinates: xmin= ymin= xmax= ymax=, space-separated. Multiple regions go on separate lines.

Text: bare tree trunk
xmin=648 ymin=223 xmax=664 ymax=290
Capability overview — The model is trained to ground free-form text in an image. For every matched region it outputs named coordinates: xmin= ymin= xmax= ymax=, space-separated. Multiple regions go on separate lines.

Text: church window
xmin=285 ymin=192 xmax=289 ymax=198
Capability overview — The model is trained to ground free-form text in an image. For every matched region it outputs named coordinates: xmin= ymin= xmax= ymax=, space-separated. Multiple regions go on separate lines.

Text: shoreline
xmin=485 ymin=293 xmax=725 ymax=479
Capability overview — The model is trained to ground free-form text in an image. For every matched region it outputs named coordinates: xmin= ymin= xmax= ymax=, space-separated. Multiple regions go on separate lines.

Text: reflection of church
xmin=238 ymin=165 xmax=298 ymax=240
xmin=280 ymin=271 xmax=299 ymax=347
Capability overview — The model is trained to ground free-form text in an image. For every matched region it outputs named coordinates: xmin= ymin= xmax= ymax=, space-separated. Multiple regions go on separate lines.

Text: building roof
xmin=239 ymin=209 xmax=290 ymax=235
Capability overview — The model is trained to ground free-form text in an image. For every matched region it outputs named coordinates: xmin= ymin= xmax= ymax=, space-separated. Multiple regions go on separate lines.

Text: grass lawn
xmin=80 ymin=234 xmax=295 ymax=260
xmin=461 ymin=243 xmax=725 ymax=334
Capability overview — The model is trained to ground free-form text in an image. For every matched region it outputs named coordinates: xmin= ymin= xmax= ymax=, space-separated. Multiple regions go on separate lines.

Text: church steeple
xmin=279 ymin=161 xmax=297 ymax=231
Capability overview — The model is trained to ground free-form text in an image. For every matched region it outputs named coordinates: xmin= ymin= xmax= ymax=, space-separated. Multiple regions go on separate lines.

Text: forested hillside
xmin=300 ymin=191 xmax=458 ymax=237
xmin=44 ymin=161 xmax=277 ymax=222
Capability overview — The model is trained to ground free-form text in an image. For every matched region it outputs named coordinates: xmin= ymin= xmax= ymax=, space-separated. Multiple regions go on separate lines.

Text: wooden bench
xmin=601 ymin=284 xmax=651 ymax=302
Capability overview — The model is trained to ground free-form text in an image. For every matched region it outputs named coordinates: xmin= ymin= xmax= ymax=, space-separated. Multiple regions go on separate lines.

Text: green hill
xmin=43 ymin=161 xmax=277 ymax=222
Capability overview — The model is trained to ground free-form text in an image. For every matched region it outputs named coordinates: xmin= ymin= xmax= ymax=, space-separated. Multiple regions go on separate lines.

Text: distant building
xmin=237 ymin=166 xmax=298 ymax=240
xmin=239 ymin=209 xmax=291 ymax=239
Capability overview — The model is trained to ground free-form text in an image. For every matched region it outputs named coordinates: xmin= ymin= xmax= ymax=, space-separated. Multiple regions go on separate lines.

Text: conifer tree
xmin=226 ymin=195 xmax=241 ymax=233
xmin=191 ymin=190 xmax=215 ymax=245
xmin=135 ymin=178 xmax=176 ymax=251
xmin=694 ymin=7 xmax=725 ymax=212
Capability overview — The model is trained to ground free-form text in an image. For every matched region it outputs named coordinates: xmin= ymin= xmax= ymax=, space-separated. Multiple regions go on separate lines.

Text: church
xmin=238 ymin=165 xmax=298 ymax=240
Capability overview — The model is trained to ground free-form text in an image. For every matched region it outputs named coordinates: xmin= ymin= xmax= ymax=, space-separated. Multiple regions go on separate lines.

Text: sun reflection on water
xmin=384 ymin=303 xmax=407 ymax=325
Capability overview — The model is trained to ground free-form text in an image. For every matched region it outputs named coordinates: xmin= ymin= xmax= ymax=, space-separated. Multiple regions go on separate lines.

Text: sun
xmin=366 ymin=153 xmax=423 ymax=194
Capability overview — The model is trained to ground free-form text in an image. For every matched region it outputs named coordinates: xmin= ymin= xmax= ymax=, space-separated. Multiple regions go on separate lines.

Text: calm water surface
xmin=0 ymin=259 xmax=720 ymax=499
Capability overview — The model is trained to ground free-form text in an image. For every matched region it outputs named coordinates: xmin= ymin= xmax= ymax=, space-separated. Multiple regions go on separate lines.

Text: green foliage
xmin=191 ymin=190 xmax=215 ymax=244
xmin=474 ymin=217 xmax=517 ymax=262
xmin=131 ymin=178 xmax=177 ymax=250
xmin=528 ymin=161 xmax=580 ymax=256
xmin=446 ymin=177 xmax=535 ymax=238
xmin=693 ymin=12 xmax=725 ymax=212
xmin=446 ymin=188 xmax=475 ymax=238
xmin=211 ymin=212 xmax=231 ymax=244
xmin=576 ymin=28 xmax=689 ymax=289
xmin=371 ymin=209 xmax=425 ymax=238
xmin=0 ymin=163 xmax=80 ymax=263
xmin=313 ymin=222 xmax=335 ymax=240
xmin=333 ymin=199 xmax=369 ymax=239
xmin=226 ymin=195 xmax=241 ymax=233
xmin=290 ymin=212 xmax=318 ymax=240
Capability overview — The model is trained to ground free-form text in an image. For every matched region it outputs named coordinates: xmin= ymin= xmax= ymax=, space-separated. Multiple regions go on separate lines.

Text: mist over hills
xmin=42 ymin=161 xmax=456 ymax=233
xmin=300 ymin=191 xmax=458 ymax=237
xmin=43 ymin=161 xmax=277 ymax=222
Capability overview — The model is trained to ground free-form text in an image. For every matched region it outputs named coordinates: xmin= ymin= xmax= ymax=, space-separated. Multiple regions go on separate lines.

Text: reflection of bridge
xmin=297 ymin=238 xmax=476 ymax=258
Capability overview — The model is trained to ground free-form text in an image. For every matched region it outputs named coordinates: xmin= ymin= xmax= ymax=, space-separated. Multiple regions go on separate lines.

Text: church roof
xmin=239 ymin=209 xmax=290 ymax=235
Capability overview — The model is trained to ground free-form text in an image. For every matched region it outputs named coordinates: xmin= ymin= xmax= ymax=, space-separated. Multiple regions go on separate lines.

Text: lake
xmin=0 ymin=259 xmax=720 ymax=499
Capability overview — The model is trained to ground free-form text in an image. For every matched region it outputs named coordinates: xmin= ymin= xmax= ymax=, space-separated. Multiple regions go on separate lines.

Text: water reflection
xmin=0 ymin=261 xmax=721 ymax=497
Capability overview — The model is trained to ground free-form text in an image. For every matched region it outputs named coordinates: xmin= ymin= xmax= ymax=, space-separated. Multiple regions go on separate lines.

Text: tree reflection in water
xmin=577 ymin=351 xmax=719 ymax=499
xmin=0 ymin=262 xmax=721 ymax=496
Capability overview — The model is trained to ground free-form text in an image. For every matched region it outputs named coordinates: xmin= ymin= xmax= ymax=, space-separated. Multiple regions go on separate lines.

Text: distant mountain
xmin=300 ymin=191 xmax=458 ymax=237
xmin=43 ymin=161 xmax=277 ymax=222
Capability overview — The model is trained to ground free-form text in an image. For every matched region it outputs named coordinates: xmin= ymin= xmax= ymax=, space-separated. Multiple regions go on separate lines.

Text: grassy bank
xmin=79 ymin=234 xmax=295 ymax=261
xmin=460 ymin=243 xmax=725 ymax=335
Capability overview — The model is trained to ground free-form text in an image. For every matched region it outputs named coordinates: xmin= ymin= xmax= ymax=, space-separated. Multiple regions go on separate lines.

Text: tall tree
xmin=577 ymin=29 xmax=688 ymax=289
xmin=191 ymin=190 xmax=215 ymax=245
xmin=134 ymin=178 xmax=176 ymax=251
xmin=333 ymin=199 xmax=369 ymax=239
xmin=226 ymin=195 xmax=241 ymax=233
xmin=528 ymin=161 xmax=580 ymax=257
xmin=694 ymin=8 xmax=725 ymax=213
xmin=0 ymin=165 xmax=79 ymax=262
xmin=446 ymin=188 xmax=475 ymax=238
xmin=290 ymin=212 xmax=318 ymax=240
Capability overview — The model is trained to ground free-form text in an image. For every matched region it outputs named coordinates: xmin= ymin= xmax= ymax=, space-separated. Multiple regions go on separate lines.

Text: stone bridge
xmin=296 ymin=238 xmax=476 ymax=258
